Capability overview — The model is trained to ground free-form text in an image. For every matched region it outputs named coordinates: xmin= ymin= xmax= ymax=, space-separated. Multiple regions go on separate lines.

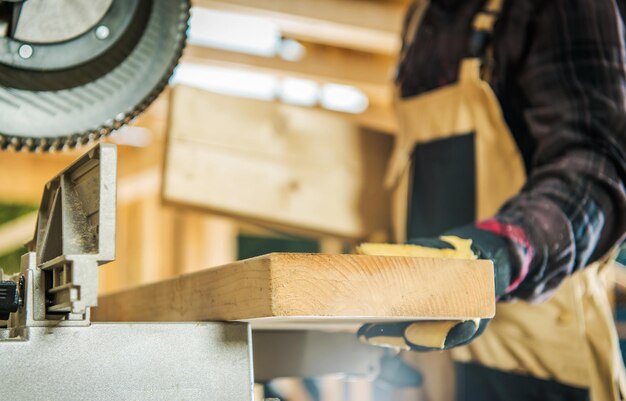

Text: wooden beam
xmin=193 ymin=0 xmax=407 ymax=55
xmin=163 ymin=85 xmax=393 ymax=240
xmin=93 ymin=253 xmax=496 ymax=330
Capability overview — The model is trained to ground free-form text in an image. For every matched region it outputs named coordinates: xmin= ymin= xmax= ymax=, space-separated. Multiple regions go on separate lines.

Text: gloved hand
xmin=357 ymin=224 xmax=517 ymax=352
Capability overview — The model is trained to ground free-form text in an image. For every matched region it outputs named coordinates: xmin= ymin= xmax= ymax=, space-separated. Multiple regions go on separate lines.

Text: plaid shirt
xmin=398 ymin=0 xmax=626 ymax=301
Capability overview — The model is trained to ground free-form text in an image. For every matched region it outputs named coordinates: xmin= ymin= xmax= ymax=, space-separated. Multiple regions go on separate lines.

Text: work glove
xmin=357 ymin=224 xmax=516 ymax=352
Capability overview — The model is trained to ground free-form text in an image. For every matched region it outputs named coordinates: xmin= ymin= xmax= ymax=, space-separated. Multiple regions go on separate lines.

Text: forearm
xmin=488 ymin=147 xmax=625 ymax=301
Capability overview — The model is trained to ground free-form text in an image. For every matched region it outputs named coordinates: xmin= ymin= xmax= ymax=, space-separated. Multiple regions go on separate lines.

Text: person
xmin=357 ymin=0 xmax=626 ymax=400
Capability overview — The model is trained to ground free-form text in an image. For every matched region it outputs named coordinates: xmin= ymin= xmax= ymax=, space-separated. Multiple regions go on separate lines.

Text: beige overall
xmin=387 ymin=1 xmax=626 ymax=400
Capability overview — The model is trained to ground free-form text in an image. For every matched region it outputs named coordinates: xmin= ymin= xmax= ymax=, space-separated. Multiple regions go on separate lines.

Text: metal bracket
xmin=0 ymin=144 xmax=255 ymax=400
xmin=4 ymin=143 xmax=116 ymax=335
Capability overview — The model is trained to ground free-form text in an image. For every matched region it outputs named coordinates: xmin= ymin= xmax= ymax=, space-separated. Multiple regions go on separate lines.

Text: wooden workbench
xmin=93 ymin=253 xmax=495 ymax=330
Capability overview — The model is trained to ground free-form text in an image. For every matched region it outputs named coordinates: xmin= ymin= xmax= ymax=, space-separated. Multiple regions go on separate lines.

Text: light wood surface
xmin=193 ymin=0 xmax=407 ymax=55
xmin=93 ymin=253 xmax=496 ymax=329
xmin=163 ymin=86 xmax=392 ymax=240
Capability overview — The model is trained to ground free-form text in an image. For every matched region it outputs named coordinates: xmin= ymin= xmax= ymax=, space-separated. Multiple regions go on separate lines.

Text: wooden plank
xmin=93 ymin=253 xmax=496 ymax=330
xmin=193 ymin=0 xmax=407 ymax=55
xmin=163 ymin=86 xmax=392 ymax=240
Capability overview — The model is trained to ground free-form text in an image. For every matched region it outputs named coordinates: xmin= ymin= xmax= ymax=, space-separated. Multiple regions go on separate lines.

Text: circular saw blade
xmin=0 ymin=0 xmax=190 ymax=152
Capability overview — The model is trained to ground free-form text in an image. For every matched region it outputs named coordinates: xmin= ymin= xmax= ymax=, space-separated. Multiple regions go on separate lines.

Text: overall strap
xmin=467 ymin=0 xmax=504 ymax=81
xmin=398 ymin=0 xmax=504 ymax=84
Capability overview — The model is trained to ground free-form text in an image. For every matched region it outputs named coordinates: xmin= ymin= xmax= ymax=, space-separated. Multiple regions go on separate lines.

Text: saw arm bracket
xmin=2 ymin=144 xmax=116 ymax=337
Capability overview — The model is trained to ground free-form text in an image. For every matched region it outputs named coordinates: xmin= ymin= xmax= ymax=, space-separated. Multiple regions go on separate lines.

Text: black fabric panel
xmin=455 ymin=362 xmax=590 ymax=401
xmin=407 ymin=133 xmax=476 ymax=238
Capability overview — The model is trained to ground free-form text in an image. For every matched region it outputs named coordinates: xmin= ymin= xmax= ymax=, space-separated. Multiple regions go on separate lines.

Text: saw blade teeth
xmin=50 ymin=139 xmax=62 ymax=151
xmin=38 ymin=138 xmax=49 ymax=151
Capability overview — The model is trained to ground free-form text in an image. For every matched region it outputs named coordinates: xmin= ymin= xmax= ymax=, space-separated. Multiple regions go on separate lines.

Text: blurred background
xmin=0 ymin=1 xmax=624 ymax=400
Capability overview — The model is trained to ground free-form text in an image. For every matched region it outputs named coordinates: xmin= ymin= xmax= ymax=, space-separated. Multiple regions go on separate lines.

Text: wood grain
xmin=163 ymin=86 xmax=392 ymax=240
xmin=93 ymin=253 xmax=495 ymax=329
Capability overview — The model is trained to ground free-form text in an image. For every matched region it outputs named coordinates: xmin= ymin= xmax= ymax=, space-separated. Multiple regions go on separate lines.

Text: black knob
xmin=0 ymin=281 xmax=20 ymax=320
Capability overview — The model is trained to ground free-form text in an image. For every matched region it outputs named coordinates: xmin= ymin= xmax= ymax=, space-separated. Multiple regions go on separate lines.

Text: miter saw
xmin=0 ymin=0 xmax=188 ymax=151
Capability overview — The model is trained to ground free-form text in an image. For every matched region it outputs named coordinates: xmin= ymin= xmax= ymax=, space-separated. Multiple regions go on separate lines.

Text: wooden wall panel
xmin=163 ymin=85 xmax=392 ymax=240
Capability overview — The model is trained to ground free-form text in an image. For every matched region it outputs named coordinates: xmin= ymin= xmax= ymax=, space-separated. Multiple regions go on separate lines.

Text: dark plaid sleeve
xmin=490 ymin=0 xmax=626 ymax=301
